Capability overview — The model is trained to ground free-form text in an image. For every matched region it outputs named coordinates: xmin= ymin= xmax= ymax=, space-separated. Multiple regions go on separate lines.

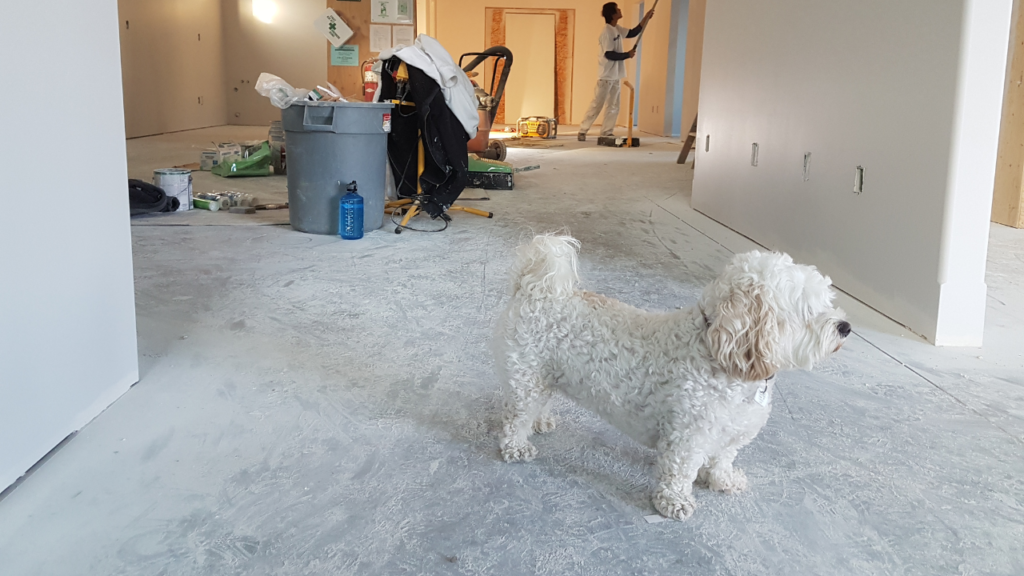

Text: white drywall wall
xmin=223 ymin=0 xmax=329 ymax=126
xmin=118 ymin=0 xmax=228 ymax=138
xmin=0 ymin=0 xmax=139 ymax=491
xmin=692 ymin=0 xmax=1011 ymax=345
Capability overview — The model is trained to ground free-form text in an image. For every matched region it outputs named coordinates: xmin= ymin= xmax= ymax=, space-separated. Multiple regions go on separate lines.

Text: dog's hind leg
xmin=697 ymin=445 xmax=748 ymax=494
xmin=652 ymin=435 xmax=706 ymax=520
xmin=499 ymin=367 xmax=547 ymax=462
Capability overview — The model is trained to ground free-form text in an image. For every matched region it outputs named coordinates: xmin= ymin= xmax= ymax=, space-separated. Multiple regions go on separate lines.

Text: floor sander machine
xmin=461 ymin=47 xmax=515 ymax=190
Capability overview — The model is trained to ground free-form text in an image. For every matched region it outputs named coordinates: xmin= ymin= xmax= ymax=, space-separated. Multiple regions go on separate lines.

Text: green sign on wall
xmin=331 ymin=45 xmax=360 ymax=66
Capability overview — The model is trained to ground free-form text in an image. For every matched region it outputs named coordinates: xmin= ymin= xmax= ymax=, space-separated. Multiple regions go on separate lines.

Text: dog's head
xmin=699 ymin=251 xmax=849 ymax=381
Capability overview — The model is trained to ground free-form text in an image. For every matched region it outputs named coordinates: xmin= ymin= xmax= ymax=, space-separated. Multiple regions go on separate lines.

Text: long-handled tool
xmin=623 ymin=80 xmax=637 ymax=148
xmin=631 ymin=0 xmax=660 ymax=50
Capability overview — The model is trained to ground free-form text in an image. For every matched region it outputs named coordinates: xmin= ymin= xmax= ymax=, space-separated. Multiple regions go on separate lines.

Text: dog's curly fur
xmin=495 ymin=234 xmax=850 ymax=519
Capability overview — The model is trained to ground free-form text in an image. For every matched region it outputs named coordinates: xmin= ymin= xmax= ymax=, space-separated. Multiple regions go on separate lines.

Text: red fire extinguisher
xmin=362 ymin=60 xmax=379 ymax=102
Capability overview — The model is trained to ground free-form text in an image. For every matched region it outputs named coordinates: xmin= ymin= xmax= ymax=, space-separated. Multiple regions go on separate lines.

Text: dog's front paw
xmin=532 ymin=415 xmax=556 ymax=434
xmin=652 ymin=489 xmax=696 ymax=520
xmin=708 ymin=468 xmax=748 ymax=494
xmin=499 ymin=440 xmax=538 ymax=463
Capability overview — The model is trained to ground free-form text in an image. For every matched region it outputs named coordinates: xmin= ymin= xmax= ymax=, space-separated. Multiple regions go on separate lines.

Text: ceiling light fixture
xmin=252 ymin=0 xmax=278 ymax=24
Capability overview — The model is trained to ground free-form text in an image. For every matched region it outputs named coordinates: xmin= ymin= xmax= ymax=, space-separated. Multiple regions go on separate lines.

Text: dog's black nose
xmin=837 ymin=321 xmax=852 ymax=337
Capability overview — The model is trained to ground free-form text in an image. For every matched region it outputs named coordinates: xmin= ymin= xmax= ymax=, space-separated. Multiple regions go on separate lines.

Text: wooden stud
xmin=993 ymin=0 xmax=1024 ymax=228
xmin=677 ymin=115 xmax=697 ymax=164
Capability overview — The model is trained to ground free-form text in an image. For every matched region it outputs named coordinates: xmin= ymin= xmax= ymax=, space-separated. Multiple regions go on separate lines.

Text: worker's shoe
xmin=577 ymin=132 xmax=586 ymax=142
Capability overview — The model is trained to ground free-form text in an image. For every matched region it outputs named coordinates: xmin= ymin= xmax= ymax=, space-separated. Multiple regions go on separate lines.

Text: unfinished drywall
xmin=117 ymin=0 xmax=228 ymax=138
xmin=223 ymin=0 xmax=329 ymax=126
xmin=1 ymin=0 xmax=139 ymax=491
xmin=693 ymin=0 xmax=1011 ymax=345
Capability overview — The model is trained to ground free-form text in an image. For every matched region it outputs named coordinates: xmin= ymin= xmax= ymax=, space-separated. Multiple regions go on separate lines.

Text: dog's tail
xmin=509 ymin=234 xmax=581 ymax=299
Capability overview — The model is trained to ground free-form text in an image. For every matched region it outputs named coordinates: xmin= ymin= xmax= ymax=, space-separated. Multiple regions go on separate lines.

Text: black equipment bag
xmin=128 ymin=179 xmax=179 ymax=216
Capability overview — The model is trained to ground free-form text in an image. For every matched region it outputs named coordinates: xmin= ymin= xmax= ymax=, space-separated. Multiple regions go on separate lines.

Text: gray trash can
xmin=281 ymin=101 xmax=394 ymax=235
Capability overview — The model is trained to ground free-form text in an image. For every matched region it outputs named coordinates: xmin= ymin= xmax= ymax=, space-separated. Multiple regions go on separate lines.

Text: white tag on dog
xmin=754 ymin=378 xmax=773 ymax=406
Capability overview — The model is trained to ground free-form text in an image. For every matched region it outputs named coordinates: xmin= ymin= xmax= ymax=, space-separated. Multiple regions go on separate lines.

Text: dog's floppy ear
xmin=705 ymin=281 xmax=779 ymax=382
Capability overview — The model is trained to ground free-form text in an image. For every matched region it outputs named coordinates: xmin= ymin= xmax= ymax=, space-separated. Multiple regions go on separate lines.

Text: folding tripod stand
xmin=382 ymin=62 xmax=492 ymax=233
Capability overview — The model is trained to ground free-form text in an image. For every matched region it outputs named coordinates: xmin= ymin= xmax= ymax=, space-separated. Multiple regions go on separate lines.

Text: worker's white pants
xmin=578 ymin=79 xmax=621 ymax=137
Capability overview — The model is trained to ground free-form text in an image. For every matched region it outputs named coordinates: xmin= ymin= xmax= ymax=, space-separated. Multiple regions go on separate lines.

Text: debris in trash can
xmin=255 ymin=73 xmax=311 ymax=109
xmin=308 ymin=84 xmax=346 ymax=102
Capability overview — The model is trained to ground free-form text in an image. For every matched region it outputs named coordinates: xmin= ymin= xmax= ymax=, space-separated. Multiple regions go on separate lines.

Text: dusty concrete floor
xmin=1 ymin=126 xmax=1023 ymax=575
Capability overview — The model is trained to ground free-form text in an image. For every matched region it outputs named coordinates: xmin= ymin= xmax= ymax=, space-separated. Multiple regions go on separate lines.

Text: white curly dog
xmin=495 ymin=234 xmax=850 ymax=520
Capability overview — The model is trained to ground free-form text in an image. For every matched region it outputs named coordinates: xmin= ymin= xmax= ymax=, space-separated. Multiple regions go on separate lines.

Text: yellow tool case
xmin=516 ymin=116 xmax=558 ymax=139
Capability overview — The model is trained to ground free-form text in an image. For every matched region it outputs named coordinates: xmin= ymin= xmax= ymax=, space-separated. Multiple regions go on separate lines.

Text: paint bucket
xmin=153 ymin=168 xmax=193 ymax=211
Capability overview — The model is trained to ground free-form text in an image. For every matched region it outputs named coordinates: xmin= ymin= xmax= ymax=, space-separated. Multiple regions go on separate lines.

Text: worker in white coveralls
xmin=578 ymin=2 xmax=654 ymax=141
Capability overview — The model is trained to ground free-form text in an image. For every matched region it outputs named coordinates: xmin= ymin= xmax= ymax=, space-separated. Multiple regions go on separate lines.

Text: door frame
xmin=485 ymin=8 xmax=574 ymax=125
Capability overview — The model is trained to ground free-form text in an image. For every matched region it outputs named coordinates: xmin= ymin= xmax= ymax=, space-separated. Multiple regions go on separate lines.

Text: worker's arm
xmin=625 ymin=9 xmax=655 ymax=38
xmin=604 ymin=49 xmax=635 ymax=61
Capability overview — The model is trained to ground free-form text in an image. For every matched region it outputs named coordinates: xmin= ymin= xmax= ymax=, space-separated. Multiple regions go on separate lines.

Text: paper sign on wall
xmin=395 ymin=0 xmax=413 ymax=23
xmin=369 ymin=24 xmax=392 ymax=53
xmin=314 ymin=8 xmax=354 ymax=48
xmin=371 ymin=0 xmax=398 ymax=23
xmin=392 ymin=26 xmax=414 ymax=49
xmin=331 ymin=45 xmax=360 ymax=66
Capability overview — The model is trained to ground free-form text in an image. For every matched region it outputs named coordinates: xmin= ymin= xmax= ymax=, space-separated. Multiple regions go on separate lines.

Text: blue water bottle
xmin=339 ymin=180 xmax=364 ymax=240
